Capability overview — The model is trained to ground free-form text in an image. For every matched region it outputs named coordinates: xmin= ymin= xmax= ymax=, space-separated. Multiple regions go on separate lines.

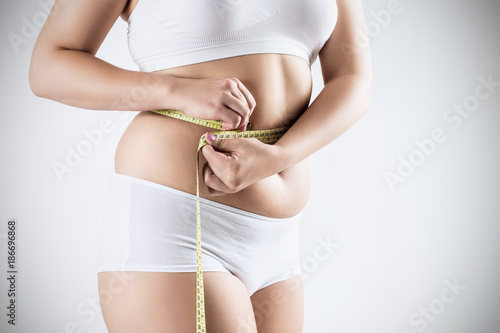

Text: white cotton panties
xmin=97 ymin=172 xmax=303 ymax=296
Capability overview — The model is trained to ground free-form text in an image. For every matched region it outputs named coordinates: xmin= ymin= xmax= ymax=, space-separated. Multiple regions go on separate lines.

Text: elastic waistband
xmin=112 ymin=172 xmax=303 ymax=223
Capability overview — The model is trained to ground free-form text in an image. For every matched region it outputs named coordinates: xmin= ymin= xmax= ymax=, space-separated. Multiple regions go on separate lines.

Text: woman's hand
xmin=171 ymin=76 xmax=256 ymax=131
xmin=201 ymin=133 xmax=283 ymax=196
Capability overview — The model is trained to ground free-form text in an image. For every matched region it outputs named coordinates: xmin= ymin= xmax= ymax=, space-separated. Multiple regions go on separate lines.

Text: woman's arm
xmin=29 ymin=0 xmax=253 ymax=128
xmin=29 ymin=0 xmax=150 ymax=109
xmin=202 ymin=0 xmax=372 ymax=195
xmin=272 ymin=0 xmax=372 ymax=171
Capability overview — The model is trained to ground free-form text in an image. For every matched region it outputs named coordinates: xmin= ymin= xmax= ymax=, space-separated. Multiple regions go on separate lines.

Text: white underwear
xmin=97 ymin=172 xmax=303 ymax=296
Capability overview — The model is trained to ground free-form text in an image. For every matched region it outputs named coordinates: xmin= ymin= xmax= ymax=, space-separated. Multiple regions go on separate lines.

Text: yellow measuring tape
xmin=151 ymin=109 xmax=289 ymax=332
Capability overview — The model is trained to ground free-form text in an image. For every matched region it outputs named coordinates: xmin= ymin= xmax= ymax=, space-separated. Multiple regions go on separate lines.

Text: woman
xmin=29 ymin=0 xmax=371 ymax=332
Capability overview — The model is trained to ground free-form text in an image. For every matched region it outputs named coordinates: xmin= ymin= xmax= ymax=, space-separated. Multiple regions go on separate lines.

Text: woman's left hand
xmin=201 ymin=132 xmax=282 ymax=196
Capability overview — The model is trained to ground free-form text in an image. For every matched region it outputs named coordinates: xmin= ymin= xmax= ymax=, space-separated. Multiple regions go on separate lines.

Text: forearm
xmin=29 ymin=48 xmax=172 ymax=111
xmin=274 ymin=73 xmax=371 ymax=171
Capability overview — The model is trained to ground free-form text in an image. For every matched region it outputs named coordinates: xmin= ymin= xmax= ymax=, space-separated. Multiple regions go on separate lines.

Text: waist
xmin=115 ymin=111 xmax=310 ymax=218
xmin=115 ymin=54 xmax=312 ymax=217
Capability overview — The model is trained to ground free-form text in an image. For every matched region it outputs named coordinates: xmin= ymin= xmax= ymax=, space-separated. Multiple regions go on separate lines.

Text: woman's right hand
xmin=169 ymin=76 xmax=256 ymax=131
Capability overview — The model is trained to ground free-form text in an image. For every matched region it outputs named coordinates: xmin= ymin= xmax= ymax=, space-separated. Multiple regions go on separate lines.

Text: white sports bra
xmin=127 ymin=0 xmax=338 ymax=72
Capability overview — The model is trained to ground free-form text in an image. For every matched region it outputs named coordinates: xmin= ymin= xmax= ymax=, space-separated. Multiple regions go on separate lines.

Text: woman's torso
xmin=115 ymin=1 xmax=317 ymax=218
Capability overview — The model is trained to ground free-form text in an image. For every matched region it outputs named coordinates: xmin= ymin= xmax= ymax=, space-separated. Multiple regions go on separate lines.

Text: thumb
xmin=205 ymin=132 xmax=237 ymax=153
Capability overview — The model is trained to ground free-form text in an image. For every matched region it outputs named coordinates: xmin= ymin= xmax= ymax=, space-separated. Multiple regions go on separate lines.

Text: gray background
xmin=1 ymin=0 xmax=499 ymax=332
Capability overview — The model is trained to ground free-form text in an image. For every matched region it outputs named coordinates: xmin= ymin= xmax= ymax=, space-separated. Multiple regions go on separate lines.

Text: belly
xmin=115 ymin=54 xmax=311 ymax=218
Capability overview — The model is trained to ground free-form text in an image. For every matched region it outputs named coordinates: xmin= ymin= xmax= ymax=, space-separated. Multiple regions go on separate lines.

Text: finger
xmin=216 ymin=105 xmax=242 ymax=131
xmin=221 ymin=94 xmax=249 ymax=129
xmin=203 ymin=133 xmax=242 ymax=154
xmin=227 ymin=78 xmax=248 ymax=107
xmin=202 ymin=163 xmax=231 ymax=196
xmin=201 ymin=143 xmax=242 ymax=189
xmin=201 ymin=143 xmax=233 ymax=170
xmin=235 ymin=79 xmax=256 ymax=114
xmin=238 ymin=122 xmax=247 ymax=132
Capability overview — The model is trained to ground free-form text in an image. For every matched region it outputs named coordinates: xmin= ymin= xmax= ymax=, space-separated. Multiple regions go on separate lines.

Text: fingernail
xmin=206 ymin=132 xmax=216 ymax=142
xmin=241 ymin=123 xmax=247 ymax=132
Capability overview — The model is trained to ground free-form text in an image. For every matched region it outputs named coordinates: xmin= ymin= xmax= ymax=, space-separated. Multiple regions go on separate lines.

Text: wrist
xmin=270 ymin=141 xmax=295 ymax=174
xmin=148 ymin=73 xmax=180 ymax=110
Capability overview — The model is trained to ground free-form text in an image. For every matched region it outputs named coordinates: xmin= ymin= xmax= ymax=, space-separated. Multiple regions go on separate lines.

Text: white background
xmin=1 ymin=0 xmax=499 ymax=332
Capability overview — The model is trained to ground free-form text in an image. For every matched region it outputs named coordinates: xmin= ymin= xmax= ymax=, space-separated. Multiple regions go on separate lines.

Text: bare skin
xmin=30 ymin=0 xmax=371 ymax=332
xmin=114 ymin=53 xmax=312 ymax=219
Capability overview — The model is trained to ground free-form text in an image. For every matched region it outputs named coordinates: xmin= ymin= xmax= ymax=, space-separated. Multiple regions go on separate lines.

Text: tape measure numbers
xmin=151 ymin=109 xmax=290 ymax=333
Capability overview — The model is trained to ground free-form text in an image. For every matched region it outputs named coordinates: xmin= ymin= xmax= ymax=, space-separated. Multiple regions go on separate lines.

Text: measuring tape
xmin=151 ymin=109 xmax=289 ymax=332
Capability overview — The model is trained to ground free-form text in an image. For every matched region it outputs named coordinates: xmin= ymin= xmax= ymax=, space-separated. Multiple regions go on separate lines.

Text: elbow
xmin=29 ymin=59 xmax=48 ymax=98
xmin=29 ymin=46 xmax=55 ymax=98
xmin=350 ymin=72 xmax=372 ymax=117
xmin=29 ymin=60 xmax=43 ymax=98
xmin=28 ymin=72 xmax=42 ymax=98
